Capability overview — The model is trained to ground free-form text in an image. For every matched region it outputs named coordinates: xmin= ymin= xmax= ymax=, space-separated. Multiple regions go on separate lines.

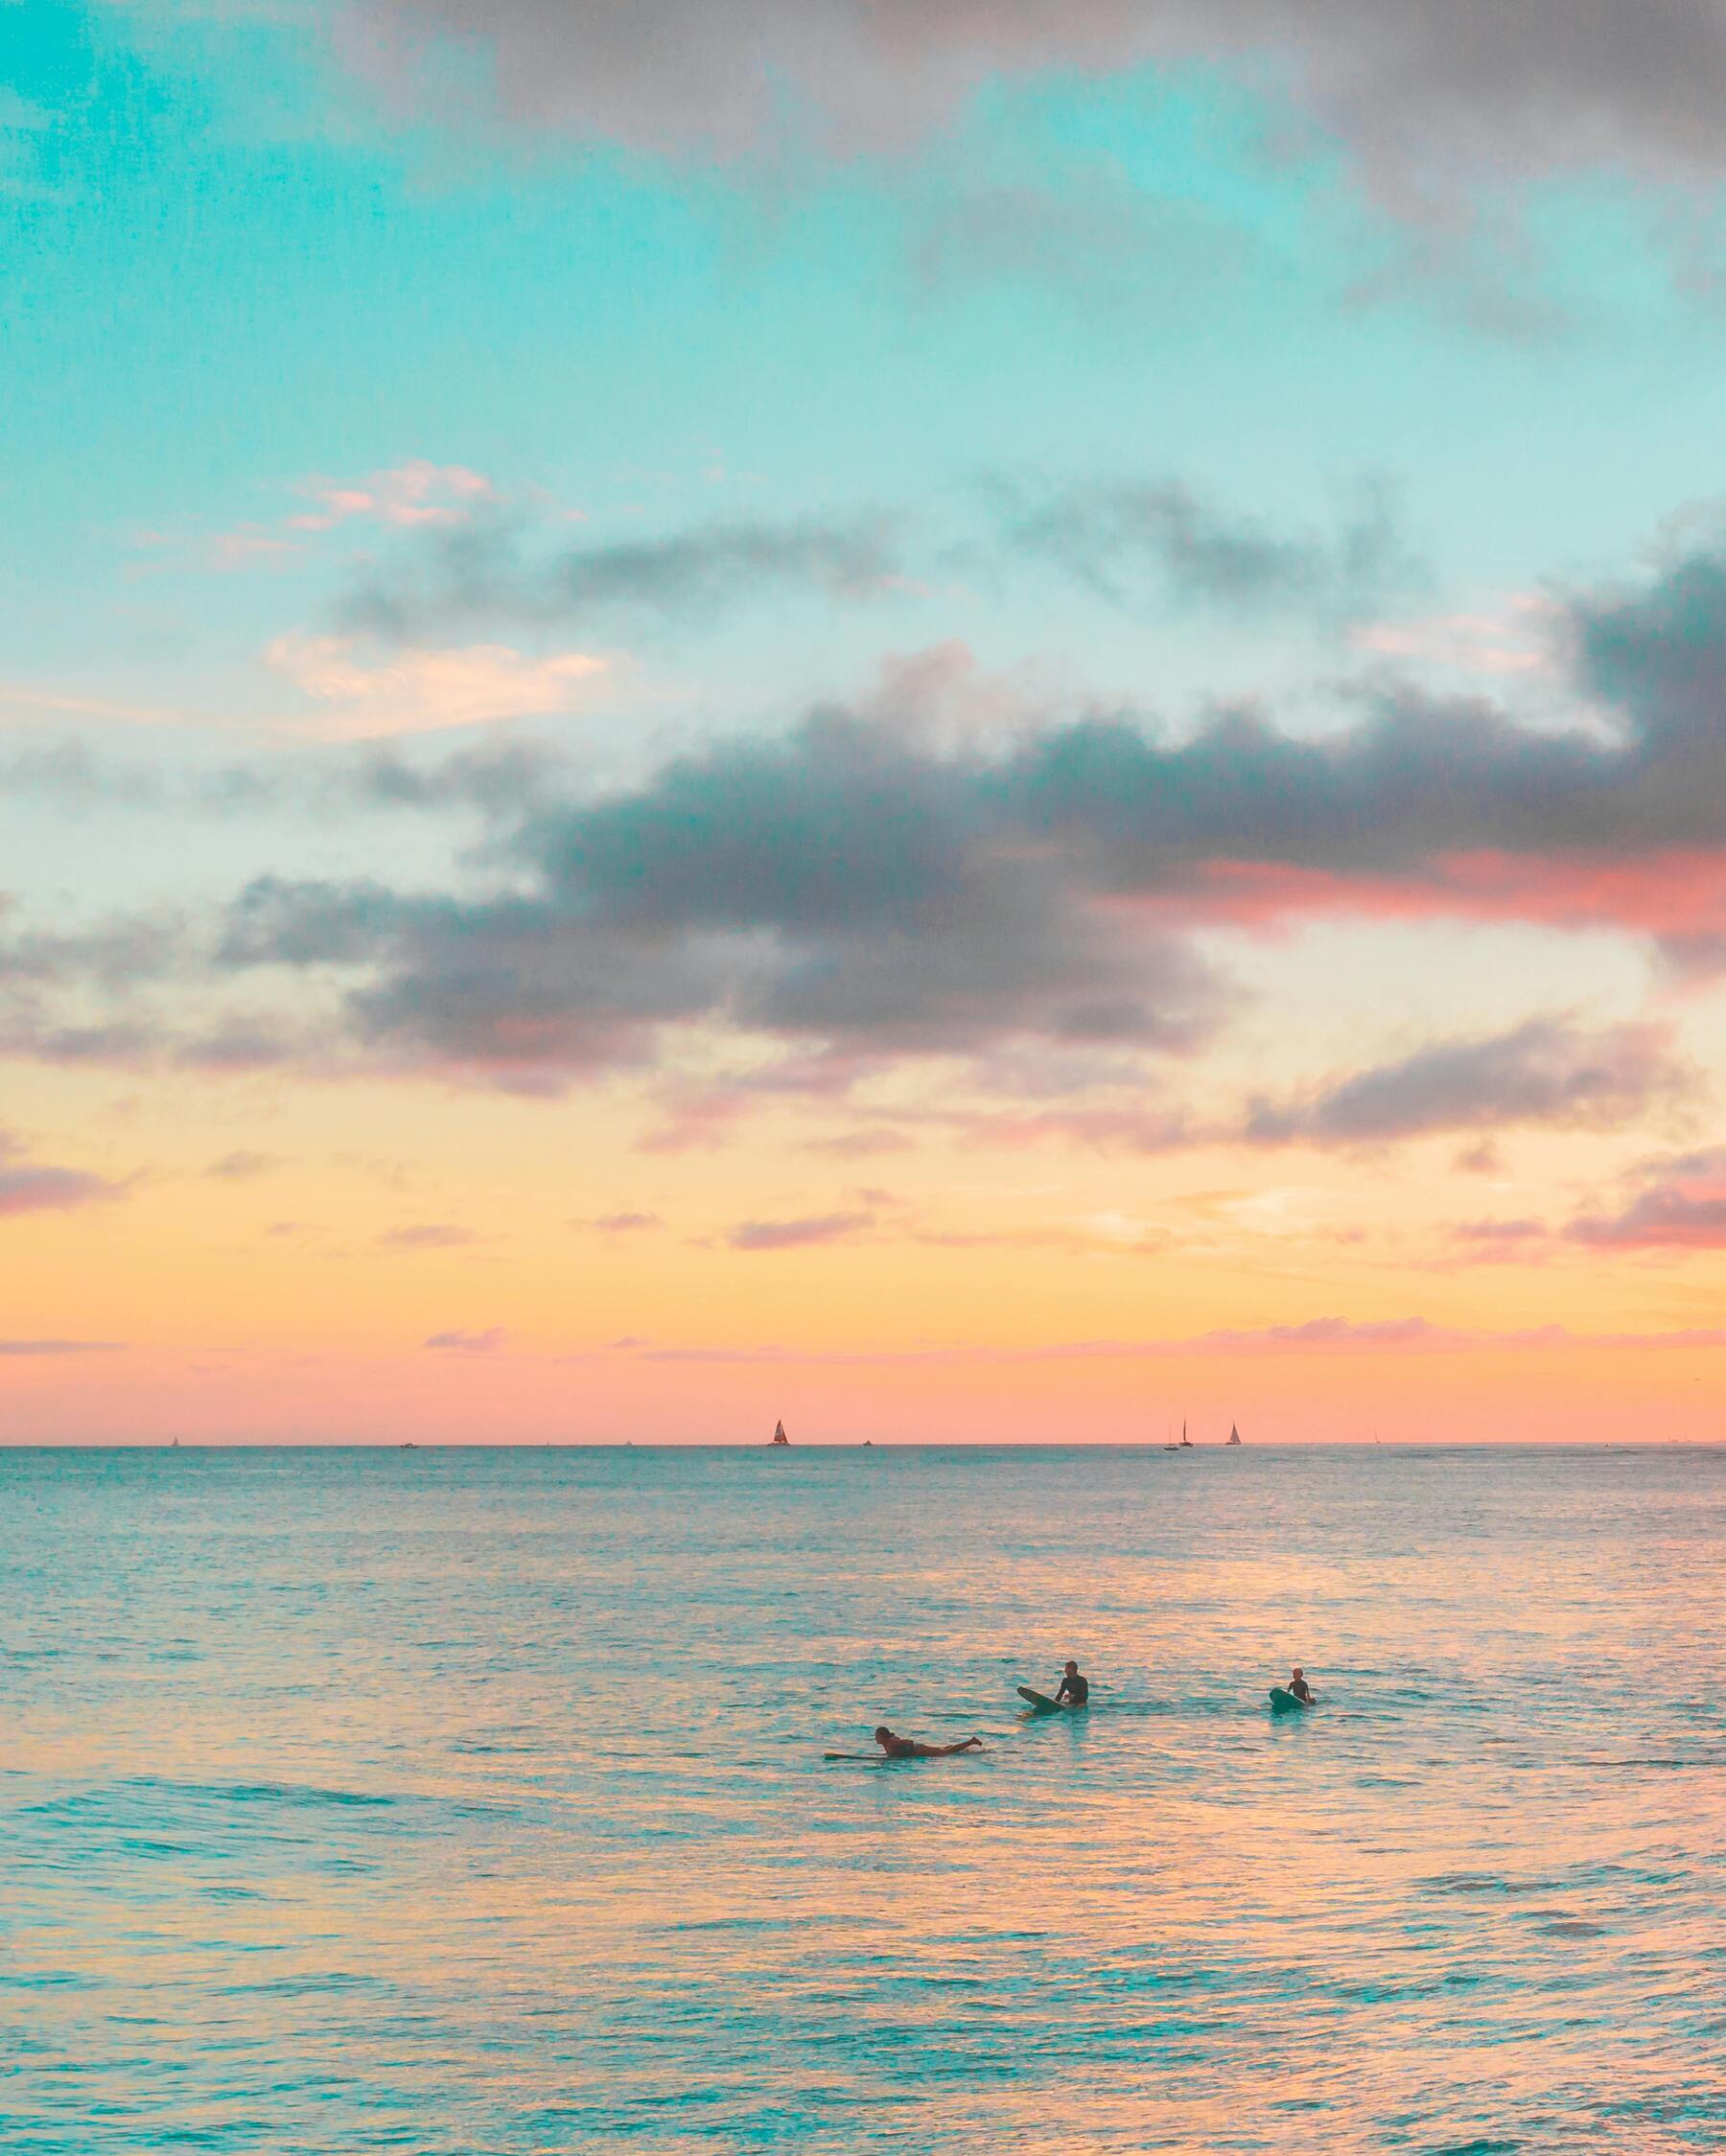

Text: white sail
xmin=771 ymin=1419 xmax=788 ymax=1445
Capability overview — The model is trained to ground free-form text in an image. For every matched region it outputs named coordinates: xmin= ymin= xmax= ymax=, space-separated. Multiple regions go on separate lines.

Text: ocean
xmin=3 ymin=1442 xmax=1722 ymax=2153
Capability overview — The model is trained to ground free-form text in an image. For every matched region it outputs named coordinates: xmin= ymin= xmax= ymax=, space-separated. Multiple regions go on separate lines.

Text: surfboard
xmin=1017 ymin=1685 xmax=1064 ymax=1713
xmin=1269 ymin=1686 xmax=1310 ymax=1712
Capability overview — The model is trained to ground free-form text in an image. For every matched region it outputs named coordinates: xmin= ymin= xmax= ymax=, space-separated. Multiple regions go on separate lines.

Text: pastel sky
xmin=9 ymin=2 xmax=1726 ymax=1442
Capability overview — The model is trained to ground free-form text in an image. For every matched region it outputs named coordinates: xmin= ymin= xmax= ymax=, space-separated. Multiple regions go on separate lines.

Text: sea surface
xmin=3 ymin=1443 xmax=1723 ymax=2153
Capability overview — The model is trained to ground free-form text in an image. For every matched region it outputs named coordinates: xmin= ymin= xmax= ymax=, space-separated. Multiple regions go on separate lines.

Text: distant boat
xmin=1227 ymin=1424 xmax=1242 ymax=1446
xmin=770 ymin=1420 xmax=789 ymax=1447
xmin=401 ymin=1442 xmax=417 ymax=1449
xmin=1178 ymin=1419 xmax=1194 ymax=1449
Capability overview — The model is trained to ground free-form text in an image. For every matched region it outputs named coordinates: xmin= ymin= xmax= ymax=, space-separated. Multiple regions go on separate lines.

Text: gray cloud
xmin=1246 ymin=1017 xmax=1688 ymax=1145
xmin=212 ymin=711 xmax=1227 ymax=1082
xmin=332 ymin=1 xmax=1726 ymax=202
xmin=727 ymin=1210 xmax=875 ymax=1250
xmin=381 ymin=1223 xmax=478 ymax=1249
xmin=341 ymin=508 xmax=901 ymax=642
xmin=992 ymin=476 xmax=1416 ymax=617
xmin=342 ymin=475 xmax=1412 ymax=646
xmin=589 ymin=1211 xmax=665 ymax=1233
xmin=15 ymin=534 xmax=1726 ymax=1113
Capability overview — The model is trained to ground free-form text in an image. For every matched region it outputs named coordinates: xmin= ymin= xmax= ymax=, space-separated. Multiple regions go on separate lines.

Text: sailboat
xmin=1178 ymin=1420 xmax=1194 ymax=1449
xmin=1226 ymin=1423 xmax=1242 ymax=1446
xmin=770 ymin=1419 xmax=789 ymax=1447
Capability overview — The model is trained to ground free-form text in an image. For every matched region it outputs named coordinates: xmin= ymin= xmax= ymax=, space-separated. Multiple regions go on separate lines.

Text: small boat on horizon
xmin=1227 ymin=1424 xmax=1242 ymax=1446
xmin=770 ymin=1420 xmax=789 ymax=1447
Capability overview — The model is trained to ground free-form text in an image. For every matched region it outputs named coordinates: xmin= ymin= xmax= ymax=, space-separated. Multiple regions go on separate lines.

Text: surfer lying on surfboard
xmin=875 ymin=1727 xmax=984 ymax=1759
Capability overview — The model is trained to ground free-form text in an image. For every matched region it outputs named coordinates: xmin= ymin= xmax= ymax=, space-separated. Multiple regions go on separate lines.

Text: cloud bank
xmin=334 ymin=0 xmax=1726 ymax=205
xmin=12 ymin=533 xmax=1726 ymax=1150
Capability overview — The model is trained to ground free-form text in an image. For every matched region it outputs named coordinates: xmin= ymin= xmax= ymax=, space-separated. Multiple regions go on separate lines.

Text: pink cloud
xmin=264 ymin=635 xmax=607 ymax=738
xmin=1568 ymin=1149 xmax=1726 ymax=1248
xmin=288 ymin=461 xmax=496 ymax=533
xmin=1141 ymin=848 xmax=1726 ymax=949
xmin=196 ymin=462 xmax=499 ymax=573
xmin=1349 ymin=595 xmax=1557 ymax=677
xmin=0 ymin=1133 xmax=127 ymax=1218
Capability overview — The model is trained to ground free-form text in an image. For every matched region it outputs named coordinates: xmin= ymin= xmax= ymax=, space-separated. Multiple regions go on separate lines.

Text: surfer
xmin=874 ymin=1727 xmax=984 ymax=1759
xmin=1054 ymin=1659 xmax=1089 ymax=1708
xmin=1287 ymin=1666 xmax=1317 ymax=1704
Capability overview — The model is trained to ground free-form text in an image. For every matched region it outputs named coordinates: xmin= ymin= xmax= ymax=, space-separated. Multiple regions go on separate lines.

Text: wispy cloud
xmin=382 ymin=1223 xmax=478 ymax=1249
xmin=1567 ymin=1148 xmax=1726 ymax=1249
xmin=339 ymin=505 xmax=903 ymax=642
xmin=1350 ymin=595 xmax=1556 ymax=679
xmin=424 ymin=1325 xmax=505 ymax=1351
xmin=0 ymin=1337 xmax=124 ymax=1356
xmin=291 ymin=461 xmax=495 ymax=533
xmin=992 ymin=475 xmax=1417 ymax=619
xmin=726 ymin=1210 xmax=875 ymax=1251
xmin=618 ymin=1316 xmax=1726 ymax=1365
xmin=264 ymin=635 xmax=607 ymax=739
xmin=0 ymin=1133 xmax=128 ymax=1218
xmin=207 ymin=1150 xmax=276 ymax=1180
xmin=199 ymin=462 xmax=498 ymax=572
xmin=1246 ymin=1017 xmax=1691 ymax=1146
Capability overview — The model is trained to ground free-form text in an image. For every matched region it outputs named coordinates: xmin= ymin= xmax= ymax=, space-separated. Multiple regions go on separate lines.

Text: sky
xmin=8 ymin=3 xmax=1726 ymax=1443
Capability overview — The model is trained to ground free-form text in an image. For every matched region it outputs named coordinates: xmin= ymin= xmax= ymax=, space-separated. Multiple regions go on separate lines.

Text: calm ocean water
xmin=3 ymin=1443 xmax=1723 ymax=2153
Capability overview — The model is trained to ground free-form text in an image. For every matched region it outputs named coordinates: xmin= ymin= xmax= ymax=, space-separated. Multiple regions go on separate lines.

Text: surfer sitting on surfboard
xmin=875 ymin=1727 xmax=984 ymax=1759
xmin=1054 ymin=1659 xmax=1088 ymax=1707
xmin=1287 ymin=1666 xmax=1317 ymax=1704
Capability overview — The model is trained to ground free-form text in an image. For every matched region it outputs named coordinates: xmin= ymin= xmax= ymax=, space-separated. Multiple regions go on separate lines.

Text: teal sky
xmin=11 ymin=0 xmax=1726 ymax=766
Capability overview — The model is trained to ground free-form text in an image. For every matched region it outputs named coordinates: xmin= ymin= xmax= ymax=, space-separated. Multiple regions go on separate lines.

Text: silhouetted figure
xmin=873 ymin=1726 xmax=983 ymax=1759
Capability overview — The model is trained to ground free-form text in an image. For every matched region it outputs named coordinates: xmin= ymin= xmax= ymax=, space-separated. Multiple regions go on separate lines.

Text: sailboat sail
xmin=1227 ymin=1423 xmax=1242 ymax=1446
xmin=771 ymin=1419 xmax=789 ymax=1446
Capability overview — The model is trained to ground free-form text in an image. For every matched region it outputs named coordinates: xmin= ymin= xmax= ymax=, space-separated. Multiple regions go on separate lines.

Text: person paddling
xmin=1287 ymin=1666 xmax=1318 ymax=1704
xmin=1054 ymin=1659 xmax=1089 ymax=1708
xmin=874 ymin=1726 xmax=984 ymax=1759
